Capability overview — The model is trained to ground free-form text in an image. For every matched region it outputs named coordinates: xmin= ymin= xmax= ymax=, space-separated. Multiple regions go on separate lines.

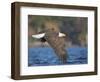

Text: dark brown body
xmin=44 ymin=21 xmax=67 ymax=63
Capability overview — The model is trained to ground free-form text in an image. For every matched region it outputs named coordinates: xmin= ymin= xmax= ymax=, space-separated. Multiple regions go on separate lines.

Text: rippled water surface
xmin=28 ymin=47 xmax=87 ymax=66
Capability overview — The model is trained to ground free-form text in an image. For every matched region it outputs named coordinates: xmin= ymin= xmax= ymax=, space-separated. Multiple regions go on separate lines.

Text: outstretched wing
xmin=32 ymin=33 xmax=45 ymax=39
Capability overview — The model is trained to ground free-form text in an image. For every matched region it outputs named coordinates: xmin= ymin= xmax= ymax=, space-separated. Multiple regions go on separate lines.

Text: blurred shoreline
xmin=28 ymin=41 xmax=87 ymax=48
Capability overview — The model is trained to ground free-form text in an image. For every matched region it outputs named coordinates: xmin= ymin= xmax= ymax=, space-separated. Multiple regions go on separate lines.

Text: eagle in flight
xmin=32 ymin=21 xmax=67 ymax=64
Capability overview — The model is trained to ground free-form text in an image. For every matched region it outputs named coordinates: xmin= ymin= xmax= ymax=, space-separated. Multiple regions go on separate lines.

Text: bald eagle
xmin=32 ymin=32 xmax=67 ymax=64
xmin=31 ymin=20 xmax=67 ymax=64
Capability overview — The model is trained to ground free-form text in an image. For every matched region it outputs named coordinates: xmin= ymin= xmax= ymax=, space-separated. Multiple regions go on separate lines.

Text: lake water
xmin=28 ymin=47 xmax=87 ymax=66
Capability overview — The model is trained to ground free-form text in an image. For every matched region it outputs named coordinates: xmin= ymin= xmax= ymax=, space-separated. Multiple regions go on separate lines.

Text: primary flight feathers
xmin=32 ymin=32 xmax=66 ymax=39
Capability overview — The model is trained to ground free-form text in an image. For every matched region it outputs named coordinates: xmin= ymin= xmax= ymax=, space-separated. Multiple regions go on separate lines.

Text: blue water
xmin=28 ymin=47 xmax=87 ymax=66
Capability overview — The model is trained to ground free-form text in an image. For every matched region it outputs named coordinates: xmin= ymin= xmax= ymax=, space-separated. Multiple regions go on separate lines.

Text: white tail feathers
xmin=32 ymin=32 xmax=65 ymax=39
xmin=32 ymin=33 xmax=45 ymax=39
xmin=59 ymin=32 xmax=66 ymax=37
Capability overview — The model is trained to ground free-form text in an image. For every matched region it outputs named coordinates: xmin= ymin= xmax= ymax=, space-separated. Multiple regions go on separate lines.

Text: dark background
xmin=28 ymin=15 xmax=87 ymax=47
